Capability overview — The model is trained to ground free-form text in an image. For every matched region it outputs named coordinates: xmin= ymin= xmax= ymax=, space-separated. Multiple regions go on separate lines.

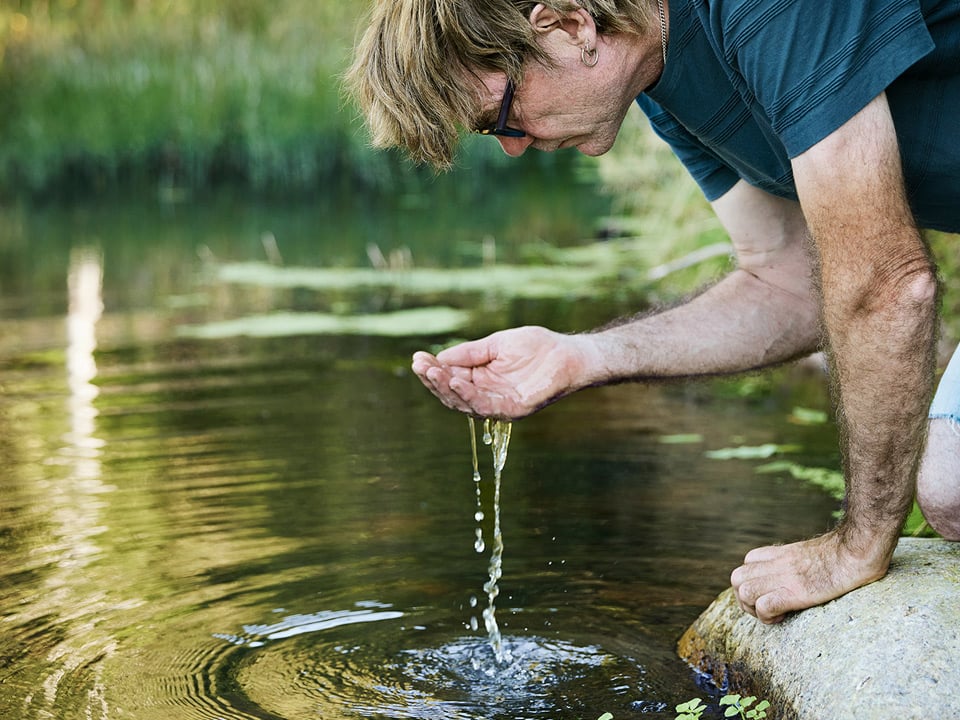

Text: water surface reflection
xmin=0 ymin=190 xmax=840 ymax=719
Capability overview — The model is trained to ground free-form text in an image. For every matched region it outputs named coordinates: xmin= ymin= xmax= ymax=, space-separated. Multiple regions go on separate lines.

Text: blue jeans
xmin=930 ymin=343 xmax=960 ymax=423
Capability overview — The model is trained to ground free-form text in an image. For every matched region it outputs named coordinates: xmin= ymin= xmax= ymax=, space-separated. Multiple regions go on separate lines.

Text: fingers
xmin=449 ymin=373 xmax=509 ymax=419
xmin=730 ymin=549 xmax=795 ymax=624
xmin=412 ymin=342 xmax=519 ymax=418
xmin=755 ymin=592 xmax=790 ymax=624
xmin=731 ymin=563 xmax=789 ymax=624
xmin=730 ymin=536 xmax=840 ymax=624
xmin=741 ymin=544 xmax=785 ymax=563
xmin=436 ymin=337 xmax=497 ymax=367
xmin=731 ymin=578 xmax=789 ymax=624
xmin=411 ymin=351 xmax=473 ymax=414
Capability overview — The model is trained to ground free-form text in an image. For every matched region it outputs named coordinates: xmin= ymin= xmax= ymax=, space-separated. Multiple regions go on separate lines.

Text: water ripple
xmin=208 ymin=603 xmax=662 ymax=720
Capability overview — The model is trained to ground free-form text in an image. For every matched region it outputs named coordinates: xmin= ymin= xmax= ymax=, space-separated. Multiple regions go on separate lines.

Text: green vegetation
xmin=707 ymin=448 xmax=936 ymax=537
xmin=675 ymin=695 xmax=770 ymax=720
xmin=177 ymin=306 xmax=473 ymax=340
xmin=0 ymin=1 xmax=534 ymax=196
xmin=590 ymin=694 xmax=772 ymax=720
xmin=675 ymin=694 xmax=770 ymax=720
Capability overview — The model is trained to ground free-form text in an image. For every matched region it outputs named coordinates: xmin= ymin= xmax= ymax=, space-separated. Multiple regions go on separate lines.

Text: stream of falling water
xmin=468 ymin=417 xmax=513 ymax=666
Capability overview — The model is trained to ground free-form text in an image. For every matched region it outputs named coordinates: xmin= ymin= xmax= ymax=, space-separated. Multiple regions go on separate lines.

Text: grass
xmin=0 ymin=2 xmax=529 ymax=196
xmin=0 ymin=2 xmax=354 ymax=193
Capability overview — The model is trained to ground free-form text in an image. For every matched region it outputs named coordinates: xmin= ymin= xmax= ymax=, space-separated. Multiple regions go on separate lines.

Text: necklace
xmin=657 ymin=0 xmax=668 ymax=66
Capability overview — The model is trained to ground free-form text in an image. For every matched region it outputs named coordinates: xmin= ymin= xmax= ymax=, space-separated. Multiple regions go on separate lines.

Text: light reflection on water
xmin=0 ymin=195 xmax=841 ymax=719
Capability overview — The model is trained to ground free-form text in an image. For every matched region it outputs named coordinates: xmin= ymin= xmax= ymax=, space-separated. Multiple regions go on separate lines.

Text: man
xmin=346 ymin=0 xmax=960 ymax=623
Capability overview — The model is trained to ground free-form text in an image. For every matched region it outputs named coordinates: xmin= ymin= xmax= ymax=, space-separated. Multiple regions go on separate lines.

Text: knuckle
xmin=736 ymin=579 xmax=762 ymax=604
xmin=730 ymin=566 xmax=745 ymax=587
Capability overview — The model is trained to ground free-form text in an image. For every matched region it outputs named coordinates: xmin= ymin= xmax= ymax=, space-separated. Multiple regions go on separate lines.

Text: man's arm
xmin=412 ymin=179 xmax=820 ymax=417
xmin=730 ymin=92 xmax=939 ymax=622
xmin=587 ymin=180 xmax=819 ymax=382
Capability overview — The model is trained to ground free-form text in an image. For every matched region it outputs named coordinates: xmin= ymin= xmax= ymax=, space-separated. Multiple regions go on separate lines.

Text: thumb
xmin=436 ymin=337 xmax=497 ymax=368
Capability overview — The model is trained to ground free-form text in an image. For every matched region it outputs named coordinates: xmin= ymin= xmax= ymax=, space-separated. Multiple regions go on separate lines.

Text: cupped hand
xmin=730 ymin=528 xmax=893 ymax=624
xmin=411 ymin=326 xmax=600 ymax=419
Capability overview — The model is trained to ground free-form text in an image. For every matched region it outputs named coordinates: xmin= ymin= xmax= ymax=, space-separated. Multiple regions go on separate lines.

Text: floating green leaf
xmin=756 ymin=460 xmax=845 ymax=499
xmin=789 ymin=406 xmax=829 ymax=425
xmin=659 ymin=433 xmax=704 ymax=445
xmin=177 ymin=307 xmax=472 ymax=340
xmin=215 ymin=261 xmax=616 ymax=300
xmin=705 ymin=444 xmax=799 ymax=460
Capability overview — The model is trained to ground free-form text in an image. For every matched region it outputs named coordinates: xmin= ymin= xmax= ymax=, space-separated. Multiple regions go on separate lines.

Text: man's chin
xmin=574 ymin=141 xmax=614 ymax=157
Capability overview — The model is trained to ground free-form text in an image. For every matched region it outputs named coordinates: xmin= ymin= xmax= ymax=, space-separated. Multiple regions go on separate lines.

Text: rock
xmin=677 ymin=538 xmax=960 ymax=720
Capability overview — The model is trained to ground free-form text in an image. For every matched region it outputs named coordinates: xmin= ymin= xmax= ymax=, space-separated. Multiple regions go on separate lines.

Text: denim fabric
xmin=929 ymin=343 xmax=960 ymax=423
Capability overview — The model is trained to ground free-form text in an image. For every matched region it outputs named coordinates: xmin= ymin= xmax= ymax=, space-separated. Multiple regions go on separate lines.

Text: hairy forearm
xmin=820 ymin=235 xmax=938 ymax=549
xmin=576 ymin=265 xmax=820 ymax=386
xmin=791 ymin=94 xmax=940 ymax=559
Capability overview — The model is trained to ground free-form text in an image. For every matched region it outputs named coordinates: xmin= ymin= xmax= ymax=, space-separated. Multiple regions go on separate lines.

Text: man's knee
xmin=917 ymin=418 xmax=960 ymax=540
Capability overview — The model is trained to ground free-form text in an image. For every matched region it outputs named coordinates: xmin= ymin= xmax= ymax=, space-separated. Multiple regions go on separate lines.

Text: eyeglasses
xmin=475 ymin=79 xmax=526 ymax=138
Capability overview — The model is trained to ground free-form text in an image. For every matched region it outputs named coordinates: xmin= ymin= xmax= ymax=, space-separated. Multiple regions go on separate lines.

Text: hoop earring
xmin=581 ymin=45 xmax=599 ymax=67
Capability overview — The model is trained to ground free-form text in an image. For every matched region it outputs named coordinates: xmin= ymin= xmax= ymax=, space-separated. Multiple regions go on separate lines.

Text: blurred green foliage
xmin=0 ymin=0 xmax=528 ymax=196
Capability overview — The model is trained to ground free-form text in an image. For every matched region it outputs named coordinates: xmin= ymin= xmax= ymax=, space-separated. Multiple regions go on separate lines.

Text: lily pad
xmin=215 ymin=261 xmax=612 ymax=299
xmin=659 ymin=433 xmax=704 ymax=445
xmin=177 ymin=307 xmax=472 ymax=339
xmin=756 ymin=460 xmax=844 ymax=498
xmin=789 ymin=407 xmax=829 ymax=425
xmin=705 ymin=443 xmax=800 ymax=460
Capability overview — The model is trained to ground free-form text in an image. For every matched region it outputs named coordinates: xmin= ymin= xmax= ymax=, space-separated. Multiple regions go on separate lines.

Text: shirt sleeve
xmin=709 ymin=0 xmax=935 ymax=158
xmin=636 ymin=95 xmax=740 ymax=201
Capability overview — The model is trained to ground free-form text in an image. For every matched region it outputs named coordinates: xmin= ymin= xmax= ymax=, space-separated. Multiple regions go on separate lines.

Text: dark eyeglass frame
xmin=475 ymin=79 xmax=526 ymax=138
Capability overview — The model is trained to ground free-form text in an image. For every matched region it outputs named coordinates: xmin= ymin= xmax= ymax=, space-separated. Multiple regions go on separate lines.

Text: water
xmin=0 ymin=185 xmax=841 ymax=719
xmin=468 ymin=418 xmax=513 ymax=666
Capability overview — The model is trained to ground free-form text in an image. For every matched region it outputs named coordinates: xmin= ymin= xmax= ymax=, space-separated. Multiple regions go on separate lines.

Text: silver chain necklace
xmin=657 ymin=0 xmax=668 ymax=66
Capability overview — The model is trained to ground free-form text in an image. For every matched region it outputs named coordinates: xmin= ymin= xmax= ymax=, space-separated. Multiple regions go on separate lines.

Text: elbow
xmin=839 ymin=256 xmax=939 ymax=332
xmin=882 ymin=259 xmax=938 ymax=319
xmin=905 ymin=263 xmax=939 ymax=310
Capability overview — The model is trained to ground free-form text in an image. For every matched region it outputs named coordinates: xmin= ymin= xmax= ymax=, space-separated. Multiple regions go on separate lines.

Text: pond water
xmin=0 ymin=168 xmax=841 ymax=719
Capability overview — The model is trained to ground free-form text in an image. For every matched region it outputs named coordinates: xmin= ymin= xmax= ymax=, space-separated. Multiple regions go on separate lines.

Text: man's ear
xmin=528 ymin=3 xmax=595 ymax=46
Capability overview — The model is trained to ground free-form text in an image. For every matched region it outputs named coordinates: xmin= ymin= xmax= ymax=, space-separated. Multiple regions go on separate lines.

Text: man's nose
xmin=496 ymin=135 xmax=534 ymax=157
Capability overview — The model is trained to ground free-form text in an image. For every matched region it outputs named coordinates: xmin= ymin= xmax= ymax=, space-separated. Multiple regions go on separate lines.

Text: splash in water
xmin=468 ymin=417 xmax=513 ymax=665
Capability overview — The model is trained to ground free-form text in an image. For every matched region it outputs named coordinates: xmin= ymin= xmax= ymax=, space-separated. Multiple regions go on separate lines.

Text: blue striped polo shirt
xmin=637 ymin=0 xmax=960 ymax=233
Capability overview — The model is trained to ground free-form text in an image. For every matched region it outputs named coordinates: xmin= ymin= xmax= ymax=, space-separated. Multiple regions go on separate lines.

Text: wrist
xmin=835 ymin=513 xmax=903 ymax=568
xmin=570 ymin=332 xmax=614 ymax=388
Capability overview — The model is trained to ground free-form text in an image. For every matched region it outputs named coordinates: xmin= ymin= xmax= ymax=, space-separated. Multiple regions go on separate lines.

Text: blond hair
xmin=344 ymin=1 xmax=653 ymax=169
